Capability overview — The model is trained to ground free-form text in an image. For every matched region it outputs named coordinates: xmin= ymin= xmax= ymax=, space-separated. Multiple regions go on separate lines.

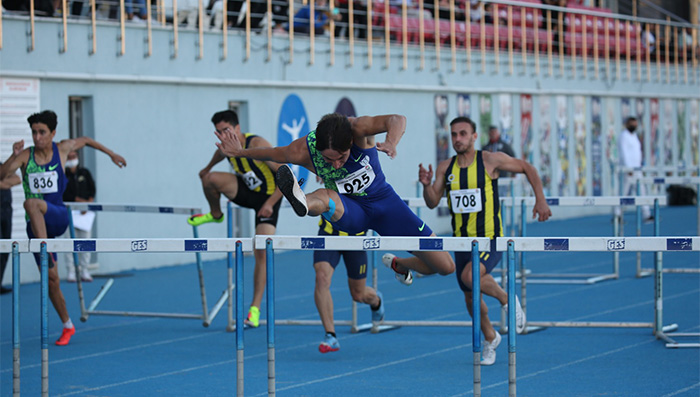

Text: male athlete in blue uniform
xmin=215 ymin=113 xmax=455 ymax=283
xmin=417 ymin=117 xmax=550 ymax=365
xmin=0 ymin=110 xmax=127 ymax=346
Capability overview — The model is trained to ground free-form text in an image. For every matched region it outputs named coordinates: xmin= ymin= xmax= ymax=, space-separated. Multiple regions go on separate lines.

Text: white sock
xmin=64 ymin=319 xmax=74 ymax=329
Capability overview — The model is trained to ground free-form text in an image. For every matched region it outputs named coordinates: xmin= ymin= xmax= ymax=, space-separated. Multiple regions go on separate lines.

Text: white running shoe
xmin=276 ymin=165 xmax=308 ymax=217
xmin=80 ymin=268 xmax=93 ymax=282
xmin=481 ymin=332 xmax=501 ymax=366
xmin=382 ymin=253 xmax=413 ymax=286
xmin=66 ymin=269 xmax=77 ymax=283
xmin=504 ymin=295 xmax=526 ymax=334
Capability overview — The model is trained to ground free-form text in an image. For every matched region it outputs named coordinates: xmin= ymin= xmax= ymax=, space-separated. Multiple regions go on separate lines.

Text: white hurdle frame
xmin=65 ymin=203 xmax=230 ymax=327
xmin=254 ymin=235 xmax=492 ymax=396
xmin=2 ymin=239 xmax=30 ymax=397
xmin=497 ymin=237 xmax=700 ymax=349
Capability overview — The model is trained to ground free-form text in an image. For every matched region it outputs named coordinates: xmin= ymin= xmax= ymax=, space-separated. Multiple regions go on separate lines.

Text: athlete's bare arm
xmin=0 ymin=141 xmax=30 ymax=180
xmin=215 ymin=129 xmax=315 ymax=172
xmin=484 ymin=151 xmax=551 ymax=221
xmin=349 ymin=115 xmax=406 ymax=158
xmin=59 ymin=137 xmax=126 ymax=169
xmin=420 ymin=159 xmax=450 ymax=209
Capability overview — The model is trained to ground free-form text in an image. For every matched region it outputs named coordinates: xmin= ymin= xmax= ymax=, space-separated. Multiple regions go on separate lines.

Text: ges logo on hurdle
xmin=606 ymin=238 xmax=625 ymax=251
xmin=131 ymin=240 xmax=148 ymax=252
xmin=362 ymin=238 xmax=380 ymax=250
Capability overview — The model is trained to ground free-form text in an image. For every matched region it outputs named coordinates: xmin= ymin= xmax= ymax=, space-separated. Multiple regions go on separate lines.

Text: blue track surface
xmin=1 ymin=206 xmax=699 ymax=396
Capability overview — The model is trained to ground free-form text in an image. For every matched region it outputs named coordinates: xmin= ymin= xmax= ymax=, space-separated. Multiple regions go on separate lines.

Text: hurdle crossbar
xmin=497 ymin=236 xmax=699 ymax=348
xmin=256 ymin=235 xmax=493 ymax=396
xmin=65 ymin=203 xmax=234 ymax=327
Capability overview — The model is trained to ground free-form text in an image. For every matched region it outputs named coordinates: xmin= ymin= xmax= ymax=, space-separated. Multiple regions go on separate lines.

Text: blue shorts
xmin=313 ymin=228 xmax=368 ymax=280
xmin=332 ymin=187 xmax=433 ymax=237
xmin=26 ymin=201 xmax=69 ymax=269
xmin=455 ymin=238 xmax=501 ymax=292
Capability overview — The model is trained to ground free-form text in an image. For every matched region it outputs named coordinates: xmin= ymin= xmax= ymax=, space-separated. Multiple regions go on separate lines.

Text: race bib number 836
xmin=28 ymin=171 xmax=59 ymax=194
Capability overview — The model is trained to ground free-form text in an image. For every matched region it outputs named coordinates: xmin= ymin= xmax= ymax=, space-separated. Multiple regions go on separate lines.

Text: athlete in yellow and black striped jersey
xmin=418 ymin=116 xmax=550 ymax=365
xmin=188 ymin=110 xmax=284 ymax=330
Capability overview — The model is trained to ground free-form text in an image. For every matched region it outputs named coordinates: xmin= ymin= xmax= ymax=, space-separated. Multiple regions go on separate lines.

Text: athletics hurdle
xmin=497 ymin=237 xmax=698 ymax=348
xmin=65 ymin=203 xmax=231 ymax=327
xmin=254 ymin=235 xmax=493 ymax=396
xmin=1 ymin=239 xmax=29 ymax=397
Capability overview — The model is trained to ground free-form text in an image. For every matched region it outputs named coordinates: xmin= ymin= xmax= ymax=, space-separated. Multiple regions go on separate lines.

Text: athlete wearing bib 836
xmin=419 ymin=116 xmax=551 ymax=366
xmin=214 ymin=113 xmax=455 ymax=285
xmin=0 ymin=110 xmax=127 ymax=347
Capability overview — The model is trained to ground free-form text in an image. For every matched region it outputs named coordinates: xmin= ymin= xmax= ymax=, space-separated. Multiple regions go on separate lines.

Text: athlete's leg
xmin=461 ymin=261 xmax=506 ymax=305
xmin=47 ymin=258 xmax=70 ymax=323
xmin=347 ymin=278 xmax=379 ymax=307
xmin=464 ymin=290 xmax=498 ymax=342
xmin=250 ymin=222 xmax=274 ymax=310
xmin=200 ymin=172 xmax=240 ymax=218
xmin=24 ymin=198 xmax=48 ymax=238
xmin=393 ymin=247 xmax=455 ymax=276
xmin=314 ymin=260 xmax=336 ymax=334
xmin=305 ymin=189 xmax=345 ymax=221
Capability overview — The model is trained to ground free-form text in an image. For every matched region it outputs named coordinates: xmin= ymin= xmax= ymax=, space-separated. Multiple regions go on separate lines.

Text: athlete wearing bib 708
xmin=214 ymin=113 xmax=455 ymax=284
xmin=418 ymin=117 xmax=551 ymax=366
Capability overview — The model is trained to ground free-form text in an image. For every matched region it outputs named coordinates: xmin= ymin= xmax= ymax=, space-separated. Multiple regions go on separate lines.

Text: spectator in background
xmin=125 ymin=0 xmax=148 ymax=21
xmin=289 ymin=0 xmax=340 ymax=35
xmin=641 ymin=23 xmax=656 ymax=57
xmin=483 ymin=126 xmax=516 ymax=178
xmin=541 ymin=0 xmax=567 ymax=53
xmin=0 ymin=164 xmax=21 ymax=295
xmin=616 ymin=116 xmax=652 ymax=222
xmin=62 ymin=150 xmax=96 ymax=283
xmin=177 ymin=0 xmax=199 ymax=29
xmin=467 ymin=0 xmax=491 ymax=24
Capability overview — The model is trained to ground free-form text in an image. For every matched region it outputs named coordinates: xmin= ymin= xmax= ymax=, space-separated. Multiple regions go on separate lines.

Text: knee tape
xmin=322 ymin=198 xmax=336 ymax=221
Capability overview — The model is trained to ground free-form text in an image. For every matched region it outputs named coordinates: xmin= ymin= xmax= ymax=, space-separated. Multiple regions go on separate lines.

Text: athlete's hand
xmin=418 ymin=163 xmax=433 ymax=186
xmin=258 ymin=203 xmax=274 ymax=218
xmin=532 ymin=200 xmax=552 ymax=222
xmin=110 ymin=153 xmax=127 ymax=168
xmin=12 ymin=140 xmax=24 ymax=156
xmin=198 ymin=167 xmax=212 ymax=179
xmin=376 ymin=140 xmax=397 ymax=159
xmin=215 ymin=128 xmax=243 ymax=157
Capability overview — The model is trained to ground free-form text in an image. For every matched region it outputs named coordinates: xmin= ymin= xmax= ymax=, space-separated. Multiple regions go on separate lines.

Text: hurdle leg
xmin=12 ymin=242 xmax=20 ymax=397
xmin=368 ymin=233 xmax=400 ymax=334
xmin=265 ymin=239 xmax=276 ymax=395
xmin=471 ymin=241 xmax=481 ymax=397
xmin=191 ymin=224 xmax=212 ymax=327
xmin=40 ymin=243 xmax=49 ymax=397
xmin=507 ymin=241 xmax=517 ymax=397
xmin=68 ymin=210 xmax=89 ymax=322
xmin=235 ymin=242 xmax=244 ymax=396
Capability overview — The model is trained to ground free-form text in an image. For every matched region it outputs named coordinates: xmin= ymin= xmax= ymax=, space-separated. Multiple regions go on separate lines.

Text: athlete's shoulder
xmin=246 ymin=133 xmax=272 ymax=149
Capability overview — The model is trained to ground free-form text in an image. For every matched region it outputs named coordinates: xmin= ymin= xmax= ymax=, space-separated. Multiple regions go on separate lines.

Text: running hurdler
xmin=417 ymin=116 xmax=551 ymax=365
xmin=314 ymin=217 xmax=383 ymax=353
xmin=215 ymin=113 xmax=455 ymax=284
xmin=188 ymin=110 xmax=283 ymax=328
xmin=0 ymin=110 xmax=127 ymax=346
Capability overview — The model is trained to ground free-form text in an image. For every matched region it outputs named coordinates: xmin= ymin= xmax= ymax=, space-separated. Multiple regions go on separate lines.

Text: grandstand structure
xmin=0 ymin=0 xmax=698 ymax=278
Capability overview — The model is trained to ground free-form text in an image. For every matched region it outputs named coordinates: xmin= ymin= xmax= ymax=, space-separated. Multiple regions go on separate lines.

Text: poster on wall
xmin=0 ymin=77 xmax=40 ymax=239
xmin=538 ymin=96 xmax=552 ymax=196
xmin=677 ymin=99 xmax=687 ymax=166
xmin=650 ymin=98 xmax=659 ymax=166
xmin=520 ymin=94 xmax=533 ymax=163
xmin=435 ymin=94 xmax=450 ymax=216
xmin=498 ymin=94 xmax=513 ymax=145
xmin=690 ymin=99 xmax=699 ymax=167
xmin=555 ymin=95 xmax=569 ymax=196
xmin=457 ymin=93 xmax=471 ymax=118
xmin=277 ymin=94 xmax=310 ymax=190
xmin=573 ymin=95 xmax=586 ymax=196
xmin=591 ymin=96 xmax=603 ymax=196
xmin=479 ymin=94 xmax=492 ymax=147
xmin=663 ymin=99 xmax=674 ymax=166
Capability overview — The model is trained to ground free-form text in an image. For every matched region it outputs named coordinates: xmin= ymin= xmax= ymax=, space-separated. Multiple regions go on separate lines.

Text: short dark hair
xmin=625 ymin=116 xmax=637 ymax=124
xmin=27 ymin=110 xmax=58 ymax=131
xmin=211 ymin=110 xmax=239 ymax=127
xmin=449 ymin=116 xmax=477 ymax=133
xmin=315 ymin=113 xmax=353 ymax=152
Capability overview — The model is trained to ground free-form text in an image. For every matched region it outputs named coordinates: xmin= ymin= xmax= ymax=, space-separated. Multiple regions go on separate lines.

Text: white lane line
xmin=662 ymin=382 xmax=700 ymax=397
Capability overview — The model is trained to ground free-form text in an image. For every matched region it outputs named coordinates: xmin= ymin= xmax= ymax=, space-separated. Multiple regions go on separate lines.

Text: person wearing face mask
xmin=62 ymin=150 xmax=97 ymax=282
xmin=616 ymin=116 xmax=652 ymax=222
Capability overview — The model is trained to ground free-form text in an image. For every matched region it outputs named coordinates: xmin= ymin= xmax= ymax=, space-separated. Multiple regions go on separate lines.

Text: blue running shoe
xmin=319 ymin=333 xmax=340 ymax=353
xmin=372 ymin=291 xmax=385 ymax=323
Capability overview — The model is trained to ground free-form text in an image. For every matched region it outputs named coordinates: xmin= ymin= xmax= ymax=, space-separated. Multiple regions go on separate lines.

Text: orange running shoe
xmin=55 ymin=326 xmax=75 ymax=346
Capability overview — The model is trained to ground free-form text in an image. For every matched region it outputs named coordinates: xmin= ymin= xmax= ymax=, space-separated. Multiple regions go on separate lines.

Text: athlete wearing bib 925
xmin=188 ymin=110 xmax=284 ymax=329
xmin=419 ymin=116 xmax=551 ymax=366
xmin=214 ymin=113 xmax=455 ymax=287
xmin=0 ymin=110 xmax=127 ymax=347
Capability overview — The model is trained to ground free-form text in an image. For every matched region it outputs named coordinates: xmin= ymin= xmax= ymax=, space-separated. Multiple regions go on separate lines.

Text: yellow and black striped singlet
xmin=444 ymin=151 xmax=503 ymax=238
xmin=228 ymin=133 xmax=276 ymax=196
xmin=318 ymin=218 xmax=367 ymax=236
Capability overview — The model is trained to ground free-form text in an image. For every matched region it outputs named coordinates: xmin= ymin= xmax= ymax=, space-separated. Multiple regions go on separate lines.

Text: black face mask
xmin=627 ymin=126 xmax=637 ymax=133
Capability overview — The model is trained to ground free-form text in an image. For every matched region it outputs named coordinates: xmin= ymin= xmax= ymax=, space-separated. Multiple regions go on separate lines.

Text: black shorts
xmin=231 ymin=175 xmax=282 ymax=227
xmin=454 ymin=238 xmax=502 ymax=292
xmin=312 ymin=228 xmax=368 ymax=280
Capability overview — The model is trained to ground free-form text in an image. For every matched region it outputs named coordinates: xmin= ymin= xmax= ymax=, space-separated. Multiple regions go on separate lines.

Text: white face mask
xmin=65 ymin=159 xmax=79 ymax=169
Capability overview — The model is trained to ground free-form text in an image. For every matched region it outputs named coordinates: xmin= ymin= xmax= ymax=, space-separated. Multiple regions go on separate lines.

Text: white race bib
xmin=335 ymin=165 xmax=376 ymax=194
xmin=241 ymin=170 xmax=263 ymax=190
xmin=28 ymin=171 xmax=59 ymax=194
xmin=449 ymin=188 xmax=482 ymax=214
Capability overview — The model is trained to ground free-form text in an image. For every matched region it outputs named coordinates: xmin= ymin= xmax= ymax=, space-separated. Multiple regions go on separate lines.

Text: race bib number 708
xmin=449 ymin=188 xmax=482 ymax=214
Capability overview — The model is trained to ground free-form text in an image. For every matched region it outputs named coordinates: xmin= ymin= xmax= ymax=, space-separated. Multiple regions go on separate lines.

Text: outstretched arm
xmin=350 ymin=114 xmax=406 ymax=158
xmin=0 ymin=141 xmax=29 ymax=180
xmin=60 ymin=137 xmax=127 ymax=168
xmin=486 ymin=151 xmax=551 ymax=222
xmin=215 ymin=129 xmax=313 ymax=170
